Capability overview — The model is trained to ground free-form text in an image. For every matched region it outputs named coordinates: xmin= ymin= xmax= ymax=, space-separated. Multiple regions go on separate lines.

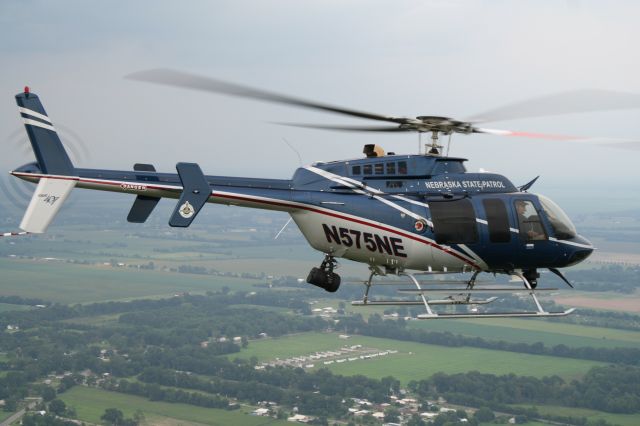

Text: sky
xmin=1 ymin=0 xmax=639 ymax=212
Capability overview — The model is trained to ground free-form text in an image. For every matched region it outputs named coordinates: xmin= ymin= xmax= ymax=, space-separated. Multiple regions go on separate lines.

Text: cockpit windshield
xmin=537 ymin=194 xmax=577 ymax=240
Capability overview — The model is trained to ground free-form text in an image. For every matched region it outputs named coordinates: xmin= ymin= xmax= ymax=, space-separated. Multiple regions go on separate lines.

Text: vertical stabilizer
xmin=14 ymin=89 xmax=77 ymax=233
xmin=15 ymin=89 xmax=75 ymax=176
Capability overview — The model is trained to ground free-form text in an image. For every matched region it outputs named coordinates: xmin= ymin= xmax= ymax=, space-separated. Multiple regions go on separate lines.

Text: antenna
xmin=283 ymin=137 xmax=303 ymax=166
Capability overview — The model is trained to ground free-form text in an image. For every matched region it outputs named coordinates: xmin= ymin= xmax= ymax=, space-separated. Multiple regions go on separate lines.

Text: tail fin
xmin=15 ymin=88 xmax=76 ymax=233
xmin=16 ymin=88 xmax=75 ymax=175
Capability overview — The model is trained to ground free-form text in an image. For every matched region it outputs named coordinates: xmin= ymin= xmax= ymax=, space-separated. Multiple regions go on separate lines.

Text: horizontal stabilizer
xmin=169 ymin=162 xmax=211 ymax=227
xmin=20 ymin=178 xmax=76 ymax=233
xmin=127 ymin=163 xmax=160 ymax=223
xmin=128 ymin=196 xmax=160 ymax=223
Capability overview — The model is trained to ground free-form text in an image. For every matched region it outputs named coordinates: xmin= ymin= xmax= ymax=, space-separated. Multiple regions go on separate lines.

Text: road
xmin=1 ymin=401 xmax=38 ymax=426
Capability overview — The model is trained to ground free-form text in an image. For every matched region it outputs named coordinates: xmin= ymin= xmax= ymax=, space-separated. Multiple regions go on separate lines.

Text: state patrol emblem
xmin=179 ymin=201 xmax=195 ymax=218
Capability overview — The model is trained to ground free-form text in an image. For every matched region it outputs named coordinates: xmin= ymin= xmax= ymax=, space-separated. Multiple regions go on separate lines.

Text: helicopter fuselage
xmin=12 ymin=152 xmax=593 ymax=275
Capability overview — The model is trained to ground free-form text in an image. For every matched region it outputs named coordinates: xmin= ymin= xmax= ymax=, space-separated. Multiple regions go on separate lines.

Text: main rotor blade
xmin=467 ymin=89 xmax=640 ymax=123
xmin=273 ymin=122 xmax=409 ymax=132
xmin=127 ymin=68 xmax=409 ymax=125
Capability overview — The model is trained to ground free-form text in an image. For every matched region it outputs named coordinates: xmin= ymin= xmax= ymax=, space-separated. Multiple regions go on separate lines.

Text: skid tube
xmin=351 ymin=268 xmax=575 ymax=319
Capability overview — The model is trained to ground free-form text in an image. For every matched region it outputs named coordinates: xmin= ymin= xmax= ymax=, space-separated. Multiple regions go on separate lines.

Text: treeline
xmin=0 ymin=295 xmax=48 ymax=306
xmin=339 ymin=314 xmax=640 ymax=365
xmin=409 ymin=365 xmax=640 ymax=414
xmin=139 ymin=363 xmax=399 ymax=404
xmin=132 ymin=368 xmax=347 ymax=417
xmin=0 ymin=290 xmax=317 ymax=331
xmin=103 ymin=379 xmax=231 ymax=410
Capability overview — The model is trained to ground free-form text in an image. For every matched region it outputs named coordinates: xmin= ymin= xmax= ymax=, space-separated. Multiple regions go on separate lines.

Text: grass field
xmin=0 ymin=303 xmax=33 ymax=313
xmin=0 ymin=258 xmax=261 ymax=303
xmin=60 ymin=386 xmax=288 ymax=426
xmin=512 ymin=404 xmax=640 ymax=426
xmin=406 ymin=317 xmax=640 ymax=349
xmin=235 ymin=332 xmax=605 ymax=384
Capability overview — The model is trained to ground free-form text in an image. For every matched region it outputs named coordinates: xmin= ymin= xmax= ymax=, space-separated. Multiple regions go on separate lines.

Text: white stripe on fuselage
xmin=305 ymin=166 xmax=434 ymax=227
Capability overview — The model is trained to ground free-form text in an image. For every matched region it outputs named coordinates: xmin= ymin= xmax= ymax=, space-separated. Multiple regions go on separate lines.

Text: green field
xmin=0 ymin=258 xmax=261 ymax=303
xmin=407 ymin=317 xmax=640 ymax=349
xmin=60 ymin=386 xmax=288 ymax=426
xmin=512 ymin=404 xmax=640 ymax=426
xmin=0 ymin=303 xmax=33 ymax=313
xmin=235 ymin=332 xmax=605 ymax=383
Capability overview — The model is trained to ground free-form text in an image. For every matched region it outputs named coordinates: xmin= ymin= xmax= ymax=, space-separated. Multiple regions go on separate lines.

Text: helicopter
xmin=8 ymin=70 xmax=640 ymax=319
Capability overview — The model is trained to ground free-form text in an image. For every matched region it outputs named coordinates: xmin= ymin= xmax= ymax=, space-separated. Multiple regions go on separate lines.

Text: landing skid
xmin=351 ymin=269 xmax=575 ymax=319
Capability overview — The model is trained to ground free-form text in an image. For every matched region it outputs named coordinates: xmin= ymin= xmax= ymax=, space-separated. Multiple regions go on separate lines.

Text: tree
xmin=101 ymin=408 xmax=125 ymax=425
xmin=41 ymin=386 xmax=56 ymax=402
xmin=384 ymin=407 xmax=401 ymax=422
xmin=3 ymin=398 xmax=17 ymax=412
xmin=474 ymin=407 xmax=495 ymax=422
xmin=407 ymin=413 xmax=426 ymax=426
xmin=49 ymin=399 xmax=66 ymax=416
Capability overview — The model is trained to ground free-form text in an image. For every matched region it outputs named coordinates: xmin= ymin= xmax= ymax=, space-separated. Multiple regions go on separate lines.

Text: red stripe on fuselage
xmin=11 ymin=172 xmax=480 ymax=269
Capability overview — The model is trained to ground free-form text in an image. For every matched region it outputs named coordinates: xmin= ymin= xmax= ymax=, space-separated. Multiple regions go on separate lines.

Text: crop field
xmin=60 ymin=386 xmax=288 ymax=426
xmin=407 ymin=317 xmax=640 ymax=349
xmin=511 ymin=404 xmax=640 ymax=426
xmin=0 ymin=258 xmax=261 ymax=304
xmin=235 ymin=332 xmax=605 ymax=384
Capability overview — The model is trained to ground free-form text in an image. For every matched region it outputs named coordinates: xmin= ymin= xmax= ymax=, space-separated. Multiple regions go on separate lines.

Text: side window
xmin=352 ymin=165 xmax=361 ymax=175
xmin=430 ymin=199 xmax=478 ymax=244
xmin=386 ymin=181 xmax=403 ymax=189
xmin=483 ymin=199 xmax=510 ymax=243
xmin=514 ymin=200 xmax=547 ymax=241
xmin=398 ymin=161 xmax=408 ymax=175
xmin=386 ymin=162 xmax=396 ymax=175
xmin=374 ymin=163 xmax=384 ymax=175
xmin=363 ymin=164 xmax=372 ymax=175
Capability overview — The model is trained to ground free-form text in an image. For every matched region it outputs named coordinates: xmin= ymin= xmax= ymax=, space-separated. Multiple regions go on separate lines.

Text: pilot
xmin=516 ymin=200 xmax=545 ymax=241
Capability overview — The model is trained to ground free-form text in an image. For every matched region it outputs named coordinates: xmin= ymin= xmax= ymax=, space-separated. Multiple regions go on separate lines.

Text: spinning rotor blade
xmin=127 ymin=68 xmax=410 ymax=125
xmin=476 ymin=127 xmax=640 ymax=147
xmin=474 ymin=128 xmax=579 ymax=140
xmin=273 ymin=122 xmax=410 ymax=132
xmin=468 ymin=89 xmax=640 ymax=123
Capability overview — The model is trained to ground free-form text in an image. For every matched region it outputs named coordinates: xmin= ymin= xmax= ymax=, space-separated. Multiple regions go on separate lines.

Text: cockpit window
xmin=537 ymin=194 xmax=577 ymax=240
xmin=514 ymin=200 xmax=547 ymax=241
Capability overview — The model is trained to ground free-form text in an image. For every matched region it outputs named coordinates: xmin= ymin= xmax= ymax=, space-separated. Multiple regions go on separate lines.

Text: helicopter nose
xmin=564 ymin=234 xmax=594 ymax=266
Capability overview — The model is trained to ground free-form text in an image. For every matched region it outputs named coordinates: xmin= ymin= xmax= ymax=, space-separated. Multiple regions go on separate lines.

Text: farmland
xmin=235 ymin=332 xmax=606 ymax=383
xmin=60 ymin=386 xmax=288 ymax=426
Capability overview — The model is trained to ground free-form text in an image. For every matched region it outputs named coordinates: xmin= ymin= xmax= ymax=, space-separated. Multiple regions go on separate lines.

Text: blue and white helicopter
xmin=9 ymin=70 xmax=640 ymax=319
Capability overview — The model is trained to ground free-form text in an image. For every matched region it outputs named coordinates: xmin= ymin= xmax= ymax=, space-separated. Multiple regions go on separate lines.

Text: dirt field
xmin=553 ymin=294 xmax=640 ymax=313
